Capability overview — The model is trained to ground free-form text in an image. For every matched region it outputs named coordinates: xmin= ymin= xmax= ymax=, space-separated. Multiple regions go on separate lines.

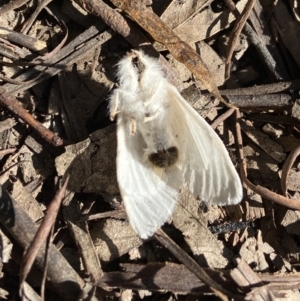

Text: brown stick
xmin=225 ymin=0 xmax=257 ymax=79
xmin=211 ymin=108 xmax=235 ymax=129
xmin=281 ymin=146 xmax=300 ymax=196
xmin=19 ymin=177 xmax=70 ymax=295
xmin=0 ymin=185 xmax=84 ymax=300
xmin=0 ymin=87 xmax=63 ymax=146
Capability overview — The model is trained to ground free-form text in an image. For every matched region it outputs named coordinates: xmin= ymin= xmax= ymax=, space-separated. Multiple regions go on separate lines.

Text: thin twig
xmin=225 ymin=0 xmax=257 ymax=79
xmin=211 ymin=108 xmax=235 ymax=129
xmin=0 ymin=26 xmax=47 ymax=53
xmin=19 ymin=177 xmax=69 ymax=296
xmin=224 ymin=0 xmax=283 ymax=80
xmin=20 ymin=0 xmax=53 ymax=34
xmin=0 ymin=87 xmax=63 ymax=146
xmin=2 ymin=24 xmax=111 ymax=94
xmin=0 ymin=184 xmax=84 ymax=300
xmin=281 ymin=146 xmax=300 ymax=196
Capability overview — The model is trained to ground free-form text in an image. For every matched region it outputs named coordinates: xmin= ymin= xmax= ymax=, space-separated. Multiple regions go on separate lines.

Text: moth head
xmin=128 ymin=50 xmax=146 ymax=77
xmin=116 ymin=50 xmax=162 ymax=86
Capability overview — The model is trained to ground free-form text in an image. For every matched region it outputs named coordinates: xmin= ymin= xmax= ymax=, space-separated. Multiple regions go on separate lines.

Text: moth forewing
xmin=109 ymin=50 xmax=243 ymax=239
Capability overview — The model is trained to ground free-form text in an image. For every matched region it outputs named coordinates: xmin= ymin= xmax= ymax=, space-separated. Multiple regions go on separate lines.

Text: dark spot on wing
xmin=148 ymin=147 xmax=178 ymax=168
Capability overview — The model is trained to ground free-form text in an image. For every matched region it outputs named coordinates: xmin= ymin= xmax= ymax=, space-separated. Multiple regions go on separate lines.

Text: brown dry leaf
xmin=195 ymin=41 xmax=225 ymax=88
xmin=168 ymin=41 xmax=225 ymax=89
xmin=241 ymin=121 xmax=286 ymax=162
xmin=181 ymin=86 xmax=215 ymax=118
xmin=55 ymin=137 xmax=90 ymax=171
xmin=84 ymin=125 xmax=118 ymax=195
xmin=172 ymin=0 xmax=247 ymax=44
xmin=90 ymin=219 xmax=142 ymax=263
xmin=160 ymin=0 xmax=211 ymax=30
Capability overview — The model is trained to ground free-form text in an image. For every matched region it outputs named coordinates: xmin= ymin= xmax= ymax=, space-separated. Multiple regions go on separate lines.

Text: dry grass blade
xmin=19 ymin=177 xmax=69 ymax=297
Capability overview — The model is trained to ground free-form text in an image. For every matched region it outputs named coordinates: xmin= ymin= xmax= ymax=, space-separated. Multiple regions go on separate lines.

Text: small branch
xmin=0 ymin=87 xmax=63 ymax=146
xmin=211 ymin=108 xmax=235 ymax=129
xmin=281 ymin=146 xmax=300 ymax=196
xmin=0 ymin=185 xmax=84 ymax=300
xmin=224 ymin=0 xmax=283 ymax=80
xmin=0 ymin=26 xmax=47 ymax=53
xmin=19 ymin=177 xmax=70 ymax=296
xmin=225 ymin=0 xmax=257 ymax=79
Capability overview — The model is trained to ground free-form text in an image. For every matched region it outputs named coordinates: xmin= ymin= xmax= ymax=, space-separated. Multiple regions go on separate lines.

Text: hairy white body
xmin=109 ymin=50 xmax=243 ymax=239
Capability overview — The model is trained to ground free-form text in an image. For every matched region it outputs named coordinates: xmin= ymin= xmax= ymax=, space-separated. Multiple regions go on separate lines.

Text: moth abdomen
xmin=148 ymin=146 xmax=179 ymax=168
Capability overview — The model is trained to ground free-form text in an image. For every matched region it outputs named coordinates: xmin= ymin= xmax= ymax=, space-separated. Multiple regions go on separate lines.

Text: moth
xmin=109 ymin=50 xmax=243 ymax=239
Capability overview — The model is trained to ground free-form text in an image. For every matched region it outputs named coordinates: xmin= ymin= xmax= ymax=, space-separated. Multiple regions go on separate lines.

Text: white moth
xmin=109 ymin=50 xmax=243 ymax=239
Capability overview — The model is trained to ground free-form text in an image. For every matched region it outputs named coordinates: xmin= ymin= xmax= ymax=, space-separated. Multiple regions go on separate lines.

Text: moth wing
xmin=167 ymin=84 xmax=243 ymax=205
xmin=116 ymin=116 xmax=181 ymax=239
